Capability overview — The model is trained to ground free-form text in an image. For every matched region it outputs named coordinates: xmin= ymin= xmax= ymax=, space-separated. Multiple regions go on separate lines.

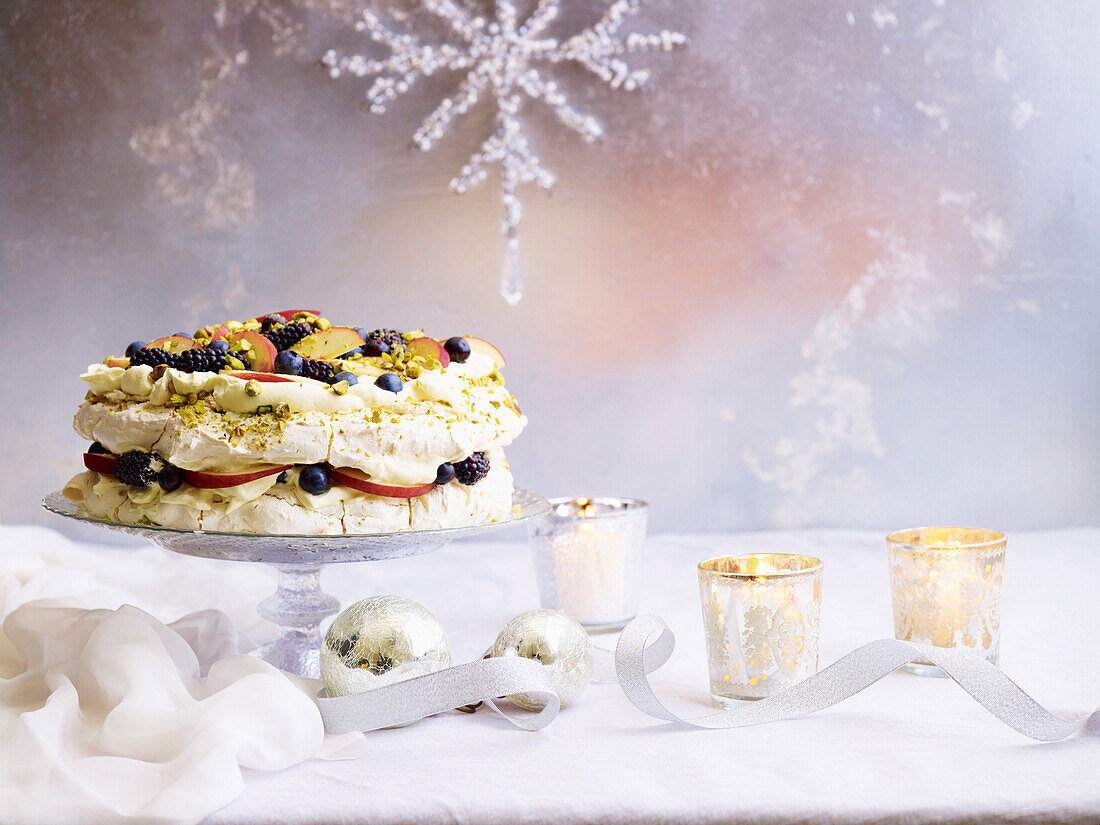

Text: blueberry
xmin=363 ymin=339 xmax=389 ymax=357
xmin=374 ymin=373 xmax=403 ymax=393
xmin=435 ymin=463 xmax=456 ymax=485
xmin=157 ymin=465 xmax=184 ymax=492
xmin=261 ymin=315 xmax=284 ymax=331
xmin=276 ymin=471 xmax=288 ymax=484
xmin=299 ymin=464 xmax=330 ymax=495
xmin=443 ymin=336 xmax=471 ymax=363
xmin=333 ymin=371 xmax=358 ymax=386
xmin=206 ymin=338 xmax=230 ymax=355
xmin=274 ymin=350 xmax=304 ymax=376
xmin=353 ymin=327 xmax=369 ymax=341
xmin=340 ymin=347 xmax=364 ymax=358
xmin=125 ymin=341 xmax=147 ymax=357
xmin=88 ymin=441 xmax=110 ymax=455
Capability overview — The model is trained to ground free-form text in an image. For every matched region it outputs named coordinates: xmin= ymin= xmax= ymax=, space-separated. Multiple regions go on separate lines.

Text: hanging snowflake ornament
xmin=321 ymin=0 xmax=686 ymax=304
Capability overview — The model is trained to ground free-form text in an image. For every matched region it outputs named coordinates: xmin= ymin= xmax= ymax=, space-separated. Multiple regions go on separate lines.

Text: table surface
xmin=204 ymin=528 xmax=1100 ymax=825
xmin=6 ymin=526 xmax=1099 ymax=825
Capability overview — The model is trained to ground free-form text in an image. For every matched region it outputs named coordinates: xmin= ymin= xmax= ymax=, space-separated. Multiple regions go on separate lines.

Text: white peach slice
xmin=290 ymin=327 xmax=366 ymax=360
xmin=329 ymin=466 xmax=437 ymax=498
xmin=184 ymin=464 xmax=291 ymax=489
xmin=83 ymin=452 xmax=117 ymax=475
xmin=406 ymin=336 xmax=450 ymax=367
xmin=147 ymin=335 xmax=197 ymax=353
xmin=466 ymin=336 xmax=506 ymax=368
xmin=269 ymin=309 xmax=320 ymax=322
xmin=224 ymin=371 xmax=294 ymax=383
xmin=227 ymin=330 xmax=277 ymax=372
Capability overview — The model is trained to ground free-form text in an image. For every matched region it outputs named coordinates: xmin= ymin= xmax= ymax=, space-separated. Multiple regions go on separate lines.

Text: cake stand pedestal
xmin=253 ymin=565 xmax=342 ymax=676
xmin=43 ymin=490 xmax=550 ymax=678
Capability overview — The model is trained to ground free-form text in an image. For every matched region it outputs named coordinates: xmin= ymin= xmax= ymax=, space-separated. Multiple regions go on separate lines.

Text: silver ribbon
xmin=318 ymin=615 xmax=1099 ymax=740
xmin=614 ymin=615 xmax=1100 ymax=741
xmin=318 ymin=656 xmax=560 ymax=732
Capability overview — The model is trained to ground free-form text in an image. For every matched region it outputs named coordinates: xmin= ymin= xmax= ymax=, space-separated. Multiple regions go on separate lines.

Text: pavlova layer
xmin=77 ymin=354 xmax=524 ymax=485
xmin=64 ymin=450 xmax=514 ymax=534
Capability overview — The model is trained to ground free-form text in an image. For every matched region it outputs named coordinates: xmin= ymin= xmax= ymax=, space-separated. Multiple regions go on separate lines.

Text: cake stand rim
xmin=41 ymin=489 xmax=550 ymax=564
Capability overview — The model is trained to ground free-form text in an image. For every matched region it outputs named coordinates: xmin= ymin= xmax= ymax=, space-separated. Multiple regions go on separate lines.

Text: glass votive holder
xmin=698 ymin=554 xmax=823 ymax=705
xmin=528 ymin=497 xmax=648 ymax=633
xmin=887 ymin=527 xmax=1006 ymax=677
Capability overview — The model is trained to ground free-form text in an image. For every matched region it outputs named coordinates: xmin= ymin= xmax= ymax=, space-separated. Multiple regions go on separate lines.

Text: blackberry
xmin=173 ymin=347 xmax=226 ymax=374
xmin=453 ymin=451 xmax=490 ymax=485
xmin=129 ymin=347 xmax=173 ymax=369
xmin=115 ymin=451 xmax=161 ymax=487
xmin=88 ymin=441 xmax=111 ymax=455
xmin=301 ymin=358 xmax=337 ymax=384
xmin=365 ymin=328 xmax=406 ymax=354
xmin=263 ymin=322 xmax=312 ymax=352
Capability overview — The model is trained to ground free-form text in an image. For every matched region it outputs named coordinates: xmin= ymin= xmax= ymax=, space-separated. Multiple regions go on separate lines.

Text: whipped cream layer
xmin=64 ymin=450 xmax=514 ymax=534
xmin=76 ymin=354 xmax=525 ymax=485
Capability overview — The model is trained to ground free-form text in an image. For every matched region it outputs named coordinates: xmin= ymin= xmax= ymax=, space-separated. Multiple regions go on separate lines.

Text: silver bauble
xmin=490 ymin=609 xmax=594 ymax=711
xmin=320 ymin=595 xmax=452 ymax=698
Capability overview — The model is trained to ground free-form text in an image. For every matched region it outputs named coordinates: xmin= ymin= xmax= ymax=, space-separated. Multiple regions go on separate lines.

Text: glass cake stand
xmin=43 ymin=490 xmax=550 ymax=678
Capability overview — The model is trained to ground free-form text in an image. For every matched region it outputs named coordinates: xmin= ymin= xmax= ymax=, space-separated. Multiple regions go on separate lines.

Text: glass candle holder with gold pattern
xmin=887 ymin=527 xmax=1006 ymax=677
xmin=528 ymin=497 xmax=648 ymax=633
xmin=697 ymin=554 xmax=823 ymax=704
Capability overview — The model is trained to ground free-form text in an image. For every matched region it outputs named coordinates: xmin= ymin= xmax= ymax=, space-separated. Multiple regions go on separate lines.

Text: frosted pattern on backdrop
xmin=1 ymin=0 xmax=1097 ymax=532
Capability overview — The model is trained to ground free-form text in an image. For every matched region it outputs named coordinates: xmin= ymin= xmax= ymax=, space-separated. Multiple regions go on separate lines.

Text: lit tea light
xmin=528 ymin=497 xmax=647 ymax=632
xmin=697 ymin=553 xmax=823 ymax=704
xmin=886 ymin=527 xmax=1006 ymax=677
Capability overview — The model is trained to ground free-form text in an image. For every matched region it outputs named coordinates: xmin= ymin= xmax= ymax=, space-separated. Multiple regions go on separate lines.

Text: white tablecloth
xmin=3 ymin=525 xmax=1099 ymax=825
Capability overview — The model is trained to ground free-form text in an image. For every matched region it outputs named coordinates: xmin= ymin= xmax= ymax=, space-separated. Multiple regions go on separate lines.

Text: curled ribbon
xmin=318 ymin=656 xmax=560 ymax=732
xmin=613 ymin=615 xmax=1100 ymax=741
xmin=317 ymin=615 xmax=1099 ymax=740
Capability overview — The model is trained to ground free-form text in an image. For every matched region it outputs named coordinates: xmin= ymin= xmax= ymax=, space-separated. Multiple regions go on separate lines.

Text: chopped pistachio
xmin=315 ymin=317 xmax=332 ymax=331
xmin=225 ymin=355 xmax=246 ymax=370
xmin=332 ymin=380 xmax=350 ymax=396
xmin=193 ymin=328 xmax=210 ymax=340
xmin=168 ymin=393 xmax=187 ymax=405
xmin=244 ymin=379 xmax=262 ymax=397
xmin=406 ymin=364 xmax=422 ymax=379
xmin=274 ymin=402 xmax=292 ymax=419
xmin=256 ymin=405 xmax=272 ymax=414
xmin=227 ymin=321 xmax=244 ymax=330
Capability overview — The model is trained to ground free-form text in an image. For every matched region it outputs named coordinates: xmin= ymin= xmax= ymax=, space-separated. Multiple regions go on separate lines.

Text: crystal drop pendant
xmin=500 ymin=235 xmax=523 ymax=305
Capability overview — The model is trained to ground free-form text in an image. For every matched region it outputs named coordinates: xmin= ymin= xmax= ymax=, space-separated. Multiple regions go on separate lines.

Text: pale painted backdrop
xmin=2 ymin=0 xmax=1097 ymax=533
